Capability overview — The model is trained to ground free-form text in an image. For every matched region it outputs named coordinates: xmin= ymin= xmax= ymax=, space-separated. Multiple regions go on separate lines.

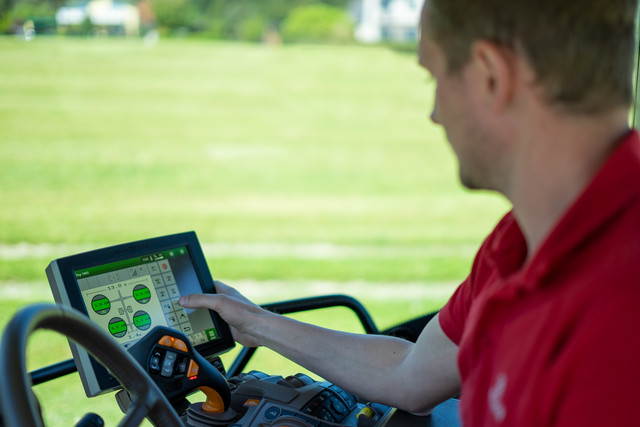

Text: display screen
xmin=46 ymin=231 xmax=234 ymax=397
xmin=74 ymin=246 xmax=219 ymax=349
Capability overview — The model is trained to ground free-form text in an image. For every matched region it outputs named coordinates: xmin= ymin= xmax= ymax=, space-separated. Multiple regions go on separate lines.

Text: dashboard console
xmin=207 ymin=371 xmax=394 ymax=427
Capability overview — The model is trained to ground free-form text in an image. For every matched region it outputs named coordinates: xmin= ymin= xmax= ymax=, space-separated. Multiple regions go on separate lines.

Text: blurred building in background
xmin=350 ymin=0 xmax=420 ymax=43
xmin=56 ymin=0 xmax=141 ymax=36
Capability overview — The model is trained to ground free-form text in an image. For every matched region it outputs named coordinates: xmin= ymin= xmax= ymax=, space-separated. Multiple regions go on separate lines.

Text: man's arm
xmin=179 ymin=281 xmax=460 ymax=414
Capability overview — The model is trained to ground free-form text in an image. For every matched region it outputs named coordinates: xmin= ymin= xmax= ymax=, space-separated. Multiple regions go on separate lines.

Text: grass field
xmin=0 ymin=35 xmax=508 ymax=425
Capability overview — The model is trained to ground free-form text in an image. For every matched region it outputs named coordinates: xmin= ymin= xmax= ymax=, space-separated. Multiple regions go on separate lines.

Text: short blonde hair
xmin=422 ymin=0 xmax=638 ymax=114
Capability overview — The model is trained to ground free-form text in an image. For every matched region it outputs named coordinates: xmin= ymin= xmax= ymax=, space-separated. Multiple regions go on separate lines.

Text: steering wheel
xmin=0 ymin=303 xmax=183 ymax=427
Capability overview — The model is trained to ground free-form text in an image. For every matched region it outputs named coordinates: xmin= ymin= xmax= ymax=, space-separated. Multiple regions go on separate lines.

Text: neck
xmin=504 ymin=108 xmax=630 ymax=259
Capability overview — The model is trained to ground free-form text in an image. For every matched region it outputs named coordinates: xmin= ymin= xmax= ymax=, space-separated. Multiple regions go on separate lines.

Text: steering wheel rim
xmin=0 ymin=303 xmax=182 ymax=427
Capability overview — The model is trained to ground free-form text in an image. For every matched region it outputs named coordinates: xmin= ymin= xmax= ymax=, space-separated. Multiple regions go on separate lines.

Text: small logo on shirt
xmin=488 ymin=372 xmax=508 ymax=422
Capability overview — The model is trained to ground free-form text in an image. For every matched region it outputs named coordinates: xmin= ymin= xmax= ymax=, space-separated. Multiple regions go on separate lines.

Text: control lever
xmin=127 ymin=326 xmax=232 ymax=416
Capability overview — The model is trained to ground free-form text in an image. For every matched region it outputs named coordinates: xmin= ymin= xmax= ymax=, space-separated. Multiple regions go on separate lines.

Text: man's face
xmin=418 ymin=31 xmax=502 ymax=192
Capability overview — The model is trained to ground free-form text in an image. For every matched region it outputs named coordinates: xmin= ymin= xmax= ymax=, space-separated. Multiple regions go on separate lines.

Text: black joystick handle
xmin=127 ymin=326 xmax=231 ymax=413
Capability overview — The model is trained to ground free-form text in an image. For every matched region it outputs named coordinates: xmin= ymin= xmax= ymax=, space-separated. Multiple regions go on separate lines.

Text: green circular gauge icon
xmin=133 ymin=311 xmax=151 ymax=330
xmin=91 ymin=295 xmax=110 ymax=315
xmin=133 ymin=284 xmax=151 ymax=304
xmin=108 ymin=317 xmax=127 ymax=338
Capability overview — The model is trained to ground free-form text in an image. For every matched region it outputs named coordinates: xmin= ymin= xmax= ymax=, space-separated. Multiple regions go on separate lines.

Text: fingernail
xmin=179 ymin=296 xmax=187 ymax=306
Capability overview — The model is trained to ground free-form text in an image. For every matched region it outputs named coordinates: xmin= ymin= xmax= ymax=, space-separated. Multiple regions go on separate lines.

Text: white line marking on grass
xmin=206 ymin=145 xmax=285 ymax=160
xmin=0 ymin=281 xmax=52 ymax=300
xmin=202 ymin=242 xmax=476 ymax=259
xmin=0 ymin=242 xmax=477 ymax=260
xmin=0 ymin=243 xmax=95 ymax=260
xmin=0 ymin=279 xmax=459 ymax=303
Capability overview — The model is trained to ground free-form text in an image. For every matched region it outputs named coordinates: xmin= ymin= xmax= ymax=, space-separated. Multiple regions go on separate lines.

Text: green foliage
xmin=281 ymin=3 xmax=354 ymax=44
xmin=0 ymin=0 xmax=10 ymax=18
xmin=11 ymin=0 xmax=55 ymax=22
xmin=174 ymin=0 xmax=351 ymax=41
xmin=78 ymin=16 xmax=94 ymax=35
xmin=204 ymin=0 xmax=264 ymax=40
xmin=0 ymin=10 xmax=13 ymax=33
xmin=236 ymin=14 xmax=267 ymax=42
xmin=151 ymin=0 xmax=196 ymax=33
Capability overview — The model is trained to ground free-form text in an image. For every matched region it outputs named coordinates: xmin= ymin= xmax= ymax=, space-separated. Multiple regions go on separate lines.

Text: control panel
xmin=189 ymin=371 xmax=394 ymax=427
xmin=121 ymin=326 xmax=393 ymax=426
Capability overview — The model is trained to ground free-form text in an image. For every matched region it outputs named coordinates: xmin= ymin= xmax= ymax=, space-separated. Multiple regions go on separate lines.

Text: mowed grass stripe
xmin=0 ymin=241 xmax=478 ymax=260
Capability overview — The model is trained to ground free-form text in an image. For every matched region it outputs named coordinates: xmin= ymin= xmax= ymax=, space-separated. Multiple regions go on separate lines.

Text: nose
xmin=430 ymin=96 xmax=440 ymax=124
xmin=430 ymin=105 xmax=440 ymax=124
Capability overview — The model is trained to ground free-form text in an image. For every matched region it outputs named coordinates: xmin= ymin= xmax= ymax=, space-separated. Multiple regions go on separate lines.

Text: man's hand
xmin=179 ymin=281 xmax=270 ymax=348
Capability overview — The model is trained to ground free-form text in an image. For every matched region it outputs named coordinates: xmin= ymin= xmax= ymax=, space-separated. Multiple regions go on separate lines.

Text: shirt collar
xmin=488 ymin=129 xmax=640 ymax=288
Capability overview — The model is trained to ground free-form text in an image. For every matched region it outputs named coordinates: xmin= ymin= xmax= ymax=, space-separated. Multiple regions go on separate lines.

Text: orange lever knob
xmin=198 ymin=386 xmax=225 ymax=413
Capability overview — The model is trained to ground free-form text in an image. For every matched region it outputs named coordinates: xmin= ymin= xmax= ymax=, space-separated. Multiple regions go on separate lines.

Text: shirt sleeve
xmin=438 ymin=212 xmax=516 ymax=345
xmin=439 ymin=268 xmax=480 ymax=344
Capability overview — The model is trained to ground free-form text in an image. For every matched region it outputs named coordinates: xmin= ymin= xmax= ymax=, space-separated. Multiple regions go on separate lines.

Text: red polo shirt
xmin=439 ymin=130 xmax=640 ymax=426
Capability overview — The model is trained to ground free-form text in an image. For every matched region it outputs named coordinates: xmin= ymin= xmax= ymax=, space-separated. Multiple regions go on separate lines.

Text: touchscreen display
xmin=46 ymin=231 xmax=234 ymax=397
xmin=74 ymin=246 xmax=219 ymax=349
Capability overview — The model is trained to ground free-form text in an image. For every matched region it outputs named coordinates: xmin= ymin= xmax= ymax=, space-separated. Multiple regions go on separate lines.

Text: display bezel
xmin=46 ymin=231 xmax=234 ymax=396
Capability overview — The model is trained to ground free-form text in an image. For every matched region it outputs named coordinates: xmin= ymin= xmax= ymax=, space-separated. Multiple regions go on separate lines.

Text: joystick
xmin=185 ymin=402 xmax=238 ymax=426
xmin=127 ymin=326 xmax=237 ymax=425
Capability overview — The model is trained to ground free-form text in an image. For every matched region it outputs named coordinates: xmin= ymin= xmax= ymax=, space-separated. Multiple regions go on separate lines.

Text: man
xmin=180 ymin=0 xmax=640 ymax=424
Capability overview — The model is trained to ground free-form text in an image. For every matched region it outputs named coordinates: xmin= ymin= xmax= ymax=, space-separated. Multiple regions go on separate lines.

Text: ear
xmin=469 ymin=40 xmax=515 ymax=112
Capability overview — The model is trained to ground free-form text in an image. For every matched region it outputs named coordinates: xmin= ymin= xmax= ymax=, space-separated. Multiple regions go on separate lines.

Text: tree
xmin=281 ymin=3 xmax=353 ymax=43
xmin=186 ymin=0 xmax=351 ymax=41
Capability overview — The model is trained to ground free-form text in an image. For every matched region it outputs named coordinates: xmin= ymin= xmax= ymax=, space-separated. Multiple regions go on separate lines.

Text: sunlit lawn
xmin=0 ymin=35 xmax=508 ymax=425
